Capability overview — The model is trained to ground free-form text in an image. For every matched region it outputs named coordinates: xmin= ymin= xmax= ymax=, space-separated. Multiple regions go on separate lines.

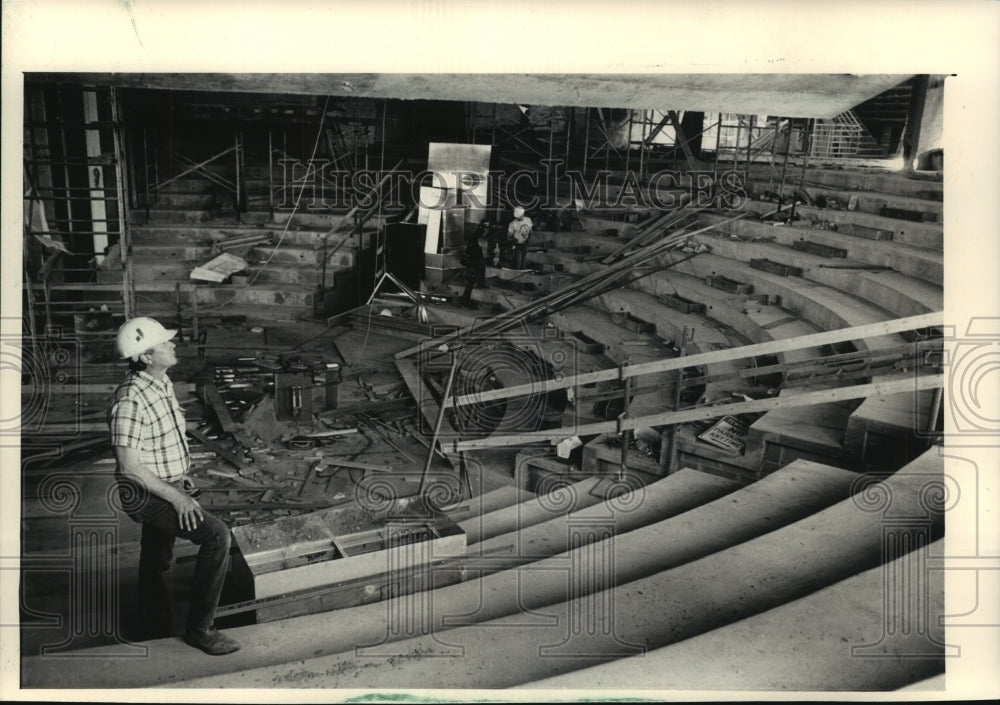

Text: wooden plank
xmin=791 ymin=240 xmax=848 ymax=258
xmin=187 ymin=426 xmax=247 ymax=470
xmin=318 ymin=458 xmax=394 ymax=473
xmin=749 ymin=259 xmax=803 ymax=277
xmin=445 ymin=311 xmax=943 ymax=410
xmin=201 ymin=383 xmax=237 ymax=433
xmin=395 ymin=358 xmax=459 ymax=468
xmin=451 ymin=373 xmax=944 ymax=451
xmin=35 ymin=382 xmax=195 ymax=395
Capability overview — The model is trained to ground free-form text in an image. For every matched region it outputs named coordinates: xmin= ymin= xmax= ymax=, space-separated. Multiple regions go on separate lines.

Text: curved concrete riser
xmin=520 ymin=538 xmax=945 ymax=691
xmin=162 ymin=449 xmax=941 ymax=689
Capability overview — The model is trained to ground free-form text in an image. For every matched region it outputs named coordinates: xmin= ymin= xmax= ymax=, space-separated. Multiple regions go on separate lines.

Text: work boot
xmin=183 ymin=626 xmax=241 ymax=655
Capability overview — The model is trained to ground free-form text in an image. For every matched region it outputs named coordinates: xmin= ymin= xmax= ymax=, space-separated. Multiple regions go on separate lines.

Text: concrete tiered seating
xmin=520 ymin=540 xmax=944 ymax=691
xmin=21 ymin=456 xmax=872 ymax=688
xmin=149 ymin=449 xmax=941 ymax=689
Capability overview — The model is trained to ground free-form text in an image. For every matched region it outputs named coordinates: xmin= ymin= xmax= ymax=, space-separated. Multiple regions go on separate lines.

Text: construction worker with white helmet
xmin=506 ymin=205 xmax=533 ymax=270
xmin=107 ymin=316 xmax=240 ymax=655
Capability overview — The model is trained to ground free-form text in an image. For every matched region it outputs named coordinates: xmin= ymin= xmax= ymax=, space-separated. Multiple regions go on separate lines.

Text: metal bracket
xmin=616 ymin=410 xmax=628 ymax=436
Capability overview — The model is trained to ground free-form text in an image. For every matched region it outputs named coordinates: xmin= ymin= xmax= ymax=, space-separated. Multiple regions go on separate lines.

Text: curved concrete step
xmin=520 ymin=539 xmax=945 ymax=691
xmin=440 ymin=486 xmax=536 ymax=524
xmin=744 ymin=165 xmax=943 ymax=202
xmin=592 ymin=287 xmax=732 ymax=349
xmin=700 ymin=212 xmax=943 ymax=285
xmin=539 ymin=251 xmax=826 ymax=366
xmin=665 ymin=252 xmax=906 ymax=352
xmin=545 ymin=305 xmax=674 ymax=419
xmin=467 ymin=463 xmax=810 ymax=572
xmin=808 ymin=267 xmax=941 ymax=318
xmin=161 ymin=450 xmax=941 ymax=689
xmin=460 ymin=476 xmax=625 ymax=545
xmin=547 ymin=305 xmax=666 ymax=366
xmin=740 ymin=199 xmax=943 ymax=251
xmin=21 ymin=459 xmax=851 ymax=688
xmin=688 ymin=228 xmax=942 ymax=316
xmin=751 ymin=183 xmax=943 ymax=223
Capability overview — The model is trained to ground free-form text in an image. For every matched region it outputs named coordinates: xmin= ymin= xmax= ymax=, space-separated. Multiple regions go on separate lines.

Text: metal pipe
xmin=776 ymin=117 xmax=793 ymax=213
xmin=713 ymin=112 xmax=722 ymax=185
xmin=234 ymin=134 xmax=240 ymax=214
xmin=618 ymin=374 xmax=632 ymax=481
xmin=624 ymin=110 xmax=634 ymax=174
xmin=638 ymin=109 xmax=648 ymax=182
xmin=733 ymin=114 xmax=742 ymax=170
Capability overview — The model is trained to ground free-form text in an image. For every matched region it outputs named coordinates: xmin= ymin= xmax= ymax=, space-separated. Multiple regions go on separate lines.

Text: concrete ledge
xmin=520 ymin=540 xmax=945 ymax=691
xmin=23 ymin=459 xmax=862 ymax=688
xmin=700 ymin=213 xmax=943 ymax=285
xmin=441 ymin=486 xmax=536 ymax=523
xmin=743 ymin=165 xmax=943 ymax=202
xmin=161 ymin=451 xmax=940 ymax=688
xmin=458 ymin=476 xmax=607 ymax=545
xmin=740 ymin=199 xmax=943 ymax=251
xmin=667 ymin=253 xmax=905 ymax=352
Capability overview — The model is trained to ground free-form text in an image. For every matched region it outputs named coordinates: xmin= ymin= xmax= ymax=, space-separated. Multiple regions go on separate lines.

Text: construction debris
xmin=190 ymin=252 xmax=248 ymax=282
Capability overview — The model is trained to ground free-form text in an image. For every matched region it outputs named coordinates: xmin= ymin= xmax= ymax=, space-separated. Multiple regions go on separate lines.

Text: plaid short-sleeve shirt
xmin=107 ymin=370 xmax=190 ymax=482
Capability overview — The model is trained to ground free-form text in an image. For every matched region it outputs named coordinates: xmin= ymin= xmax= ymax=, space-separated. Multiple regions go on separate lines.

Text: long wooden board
xmin=451 ymin=373 xmax=943 ymax=451
xmin=445 ymin=312 xmax=942 ymax=409
xmin=395 ymin=358 xmax=459 ymax=469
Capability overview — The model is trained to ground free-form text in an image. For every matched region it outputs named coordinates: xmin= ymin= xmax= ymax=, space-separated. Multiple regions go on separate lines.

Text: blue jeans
xmin=120 ymin=480 xmax=232 ymax=633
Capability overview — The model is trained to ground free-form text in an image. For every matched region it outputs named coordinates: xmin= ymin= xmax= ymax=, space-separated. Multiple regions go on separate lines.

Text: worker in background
xmin=460 ymin=220 xmax=489 ymax=309
xmin=107 ymin=316 xmax=240 ymax=656
xmin=507 ymin=205 xmax=533 ymax=270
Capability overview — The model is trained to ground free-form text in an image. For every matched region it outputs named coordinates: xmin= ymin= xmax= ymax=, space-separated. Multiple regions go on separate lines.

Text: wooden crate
xmin=659 ymin=293 xmax=707 ymax=315
xmin=750 ymin=258 xmax=804 ymax=277
xmin=791 ymin=240 xmax=848 ymax=258
xmin=706 ymin=275 xmax=754 ymax=295
xmin=232 ymin=504 xmax=466 ymax=621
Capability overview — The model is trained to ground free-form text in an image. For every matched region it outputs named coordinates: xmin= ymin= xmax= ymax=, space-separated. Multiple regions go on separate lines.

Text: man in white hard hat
xmin=107 ymin=316 xmax=240 ymax=655
xmin=506 ymin=205 xmax=533 ymax=270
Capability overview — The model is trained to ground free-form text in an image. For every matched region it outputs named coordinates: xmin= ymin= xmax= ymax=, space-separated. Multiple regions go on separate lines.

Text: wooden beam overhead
xmin=30 ymin=73 xmax=913 ymax=119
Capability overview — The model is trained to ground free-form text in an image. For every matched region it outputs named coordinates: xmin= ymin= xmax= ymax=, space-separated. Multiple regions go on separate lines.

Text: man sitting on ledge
xmin=107 ymin=316 xmax=240 ymax=656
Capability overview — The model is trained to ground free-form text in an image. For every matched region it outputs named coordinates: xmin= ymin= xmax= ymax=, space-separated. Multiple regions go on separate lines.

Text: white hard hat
xmin=116 ymin=316 xmax=177 ymax=360
xmin=513 ymin=206 xmax=525 ymax=218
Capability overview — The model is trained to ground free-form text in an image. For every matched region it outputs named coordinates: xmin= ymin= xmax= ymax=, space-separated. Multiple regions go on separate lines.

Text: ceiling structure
xmin=33 ymin=73 xmax=911 ymax=118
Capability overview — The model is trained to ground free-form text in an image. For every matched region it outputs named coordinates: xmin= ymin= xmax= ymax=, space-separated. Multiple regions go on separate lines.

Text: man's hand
xmin=172 ymin=493 xmax=204 ymax=532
